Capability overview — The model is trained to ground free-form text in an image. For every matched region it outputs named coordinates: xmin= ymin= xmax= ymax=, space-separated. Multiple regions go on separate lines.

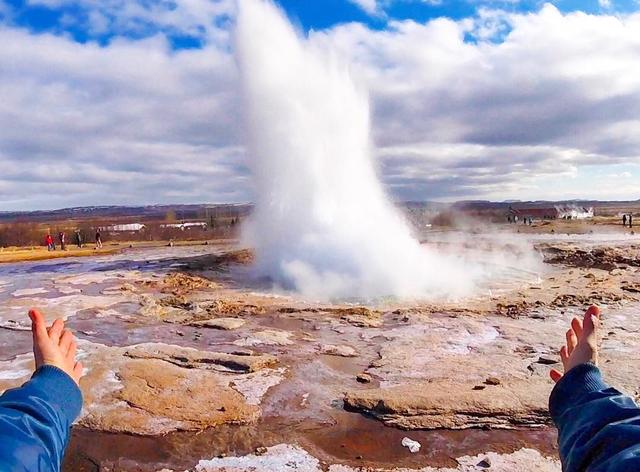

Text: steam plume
xmin=235 ymin=0 xmax=480 ymax=300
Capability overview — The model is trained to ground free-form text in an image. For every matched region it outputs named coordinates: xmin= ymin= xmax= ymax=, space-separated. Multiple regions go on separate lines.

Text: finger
xmin=560 ymin=346 xmax=569 ymax=366
xmin=566 ymin=329 xmax=578 ymax=355
xmin=73 ymin=361 xmax=84 ymax=383
xmin=58 ymin=330 xmax=74 ymax=354
xmin=48 ymin=318 xmax=65 ymax=343
xmin=66 ymin=340 xmax=77 ymax=361
xmin=550 ymin=369 xmax=563 ymax=383
xmin=583 ymin=306 xmax=601 ymax=341
xmin=28 ymin=309 xmax=49 ymax=341
xmin=571 ymin=317 xmax=583 ymax=340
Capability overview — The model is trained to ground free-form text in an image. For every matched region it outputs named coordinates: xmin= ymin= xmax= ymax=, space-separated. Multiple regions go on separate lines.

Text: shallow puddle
xmin=64 ymin=414 xmax=558 ymax=471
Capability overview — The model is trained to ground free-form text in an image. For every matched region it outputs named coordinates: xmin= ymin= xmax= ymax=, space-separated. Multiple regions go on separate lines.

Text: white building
xmin=556 ymin=206 xmax=594 ymax=220
xmin=106 ymin=223 xmax=146 ymax=232
xmin=160 ymin=222 xmax=208 ymax=230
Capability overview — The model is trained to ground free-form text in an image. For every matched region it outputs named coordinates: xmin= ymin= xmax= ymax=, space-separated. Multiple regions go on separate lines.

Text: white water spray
xmin=235 ymin=0 xmax=481 ymax=300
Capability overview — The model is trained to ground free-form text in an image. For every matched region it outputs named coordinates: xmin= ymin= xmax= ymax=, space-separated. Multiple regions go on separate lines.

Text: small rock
xmin=473 ymin=385 xmax=486 ymax=391
xmin=255 ymin=446 xmax=268 ymax=456
xmin=356 ymin=374 xmax=372 ymax=384
xmin=477 ymin=457 xmax=492 ymax=468
xmin=189 ymin=318 xmax=246 ymax=330
xmin=320 ymin=344 xmax=358 ymax=357
xmin=484 ymin=377 xmax=501 ymax=386
xmin=401 ymin=437 xmax=421 ymax=453
xmin=536 ymin=356 xmax=558 ymax=365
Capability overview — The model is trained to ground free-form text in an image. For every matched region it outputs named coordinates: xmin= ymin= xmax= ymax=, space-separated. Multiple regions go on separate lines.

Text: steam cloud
xmin=235 ymin=0 xmax=483 ymax=300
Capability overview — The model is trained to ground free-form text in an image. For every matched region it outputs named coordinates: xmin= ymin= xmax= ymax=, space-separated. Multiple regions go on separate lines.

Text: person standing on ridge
xmin=74 ymin=230 xmax=83 ymax=249
xmin=58 ymin=231 xmax=66 ymax=251
xmin=45 ymin=234 xmax=54 ymax=251
xmin=95 ymin=230 xmax=102 ymax=249
xmin=623 ymin=214 xmax=628 ymax=227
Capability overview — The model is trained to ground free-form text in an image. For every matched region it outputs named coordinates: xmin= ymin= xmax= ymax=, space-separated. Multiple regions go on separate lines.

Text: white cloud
xmin=347 ymin=0 xmax=380 ymax=15
xmin=599 ymin=0 xmax=613 ymax=9
xmin=308 ymin=4 xmax=640 ymax=200
xmin=26 ymin=0 xmax=234 ymax=42
xmin=2 ymin=3 xmax=640 ymax=209
xmin=0 ymin=26 xmax=246 ymax=210
xmin=349 ymin=0 xmax=444 ymax=16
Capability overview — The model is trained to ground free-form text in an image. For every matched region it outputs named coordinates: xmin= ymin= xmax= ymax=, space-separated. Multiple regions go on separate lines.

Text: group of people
xmin=44 ymin=230 xmax=102 ymax=251
xmin=507 ymin=215 xmax=534 ymax=225
xmin=44 ymin=231 xmax=66 ymax=251
xmin=623 ymin=214 xmax=634 ymax=227
xmin=1 ymin=305 xmax=640 ymax=471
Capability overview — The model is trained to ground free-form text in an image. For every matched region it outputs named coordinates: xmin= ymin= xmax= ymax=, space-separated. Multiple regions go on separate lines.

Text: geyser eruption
xmin=236 ymin=0 xmax=479 ymax=300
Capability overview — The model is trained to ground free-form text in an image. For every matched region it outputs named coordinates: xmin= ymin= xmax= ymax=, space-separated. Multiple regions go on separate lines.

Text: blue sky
xmin=0 ymin=0 xmax=639 ymax=210
xmin=4 ymin=0 xmax=640 ymax=47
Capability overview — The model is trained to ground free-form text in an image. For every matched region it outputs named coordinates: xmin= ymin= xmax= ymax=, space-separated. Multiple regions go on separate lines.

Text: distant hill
xmin=0 ymin=199 xmax=638 ymax=224
xmin=0 ymin=204 xmax=252 ymax=223
xmin=452 ymin=199 xmax=640 ymax=211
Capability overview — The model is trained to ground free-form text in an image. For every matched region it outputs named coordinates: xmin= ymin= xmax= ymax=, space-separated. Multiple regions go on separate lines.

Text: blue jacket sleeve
xmin=0 ymin=365 xmax=83 ymax=472
xmin=550 ymin=363 xmax=640 ymax=472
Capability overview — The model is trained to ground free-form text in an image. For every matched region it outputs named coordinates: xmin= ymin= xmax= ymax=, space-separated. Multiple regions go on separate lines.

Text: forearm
xmin=0 ymin=365 xmax=83 ymax=472
xmin=550 ymin=363 xmax=640 ymax=472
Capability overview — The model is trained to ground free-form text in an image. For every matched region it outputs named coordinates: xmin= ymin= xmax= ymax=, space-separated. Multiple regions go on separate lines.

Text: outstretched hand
xmin=28 ymin=309 xmax=84 ymax=386
xmin=550 ymin=305 xmax=600 ymax=383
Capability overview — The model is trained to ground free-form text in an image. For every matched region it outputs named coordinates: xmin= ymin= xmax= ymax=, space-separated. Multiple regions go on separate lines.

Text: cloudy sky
xmin=1 ymin=0 xmax=639 ymax=210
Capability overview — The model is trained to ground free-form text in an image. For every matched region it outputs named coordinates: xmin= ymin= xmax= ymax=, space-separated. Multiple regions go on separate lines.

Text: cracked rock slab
xmin=73 ymin=341 xmax=283 ymax=435
xmin=188 ymin=317 xmax=247 ymax=330
xmin=344 ymin=379 xmax=549 ymax=430
xmin=124 ymin=343 xmax=278 ymax=373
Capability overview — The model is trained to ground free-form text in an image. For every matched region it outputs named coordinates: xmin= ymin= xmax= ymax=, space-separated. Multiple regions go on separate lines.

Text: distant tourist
xmin=95 ymin=230 xmax=103 ymax=249
xmin=74 ymin=230 xmax=83 ymax=248
xmin=630 ymin=214 xmax=634 ymax=228
xmin=45 ymin=234 xmax=54 ymax=251
xmin=58 ymin=231 xmax=66 ymax=251
xmin=623 ymin=214 xmax=628 ymax=227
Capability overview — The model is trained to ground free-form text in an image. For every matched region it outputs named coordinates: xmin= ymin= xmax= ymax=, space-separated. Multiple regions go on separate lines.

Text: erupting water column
xmin=236 ymin=0 xmax=478 ymax=300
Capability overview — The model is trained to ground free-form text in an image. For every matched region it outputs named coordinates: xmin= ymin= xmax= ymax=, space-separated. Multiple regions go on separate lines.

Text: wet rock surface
xmin=0 ymin=236 xmax=638 ymax=471
xmin=77 ymin=341 xmax=283 ymax=435
xmin=541 ymin=244 xmax=640 ymax=271
xmin=190 ymin=443 xmax=560 ymax=472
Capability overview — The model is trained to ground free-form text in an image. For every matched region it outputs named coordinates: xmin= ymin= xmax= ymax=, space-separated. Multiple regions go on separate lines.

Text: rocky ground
xmin=0 ymin=228 xmax=639 ymax=471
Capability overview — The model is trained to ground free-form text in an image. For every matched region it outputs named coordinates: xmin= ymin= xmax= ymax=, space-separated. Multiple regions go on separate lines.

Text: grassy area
xmin=0 ymin=239 xmax=238 ymax=264
xmin=0 ymin=245 xmax=120 ymax=263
